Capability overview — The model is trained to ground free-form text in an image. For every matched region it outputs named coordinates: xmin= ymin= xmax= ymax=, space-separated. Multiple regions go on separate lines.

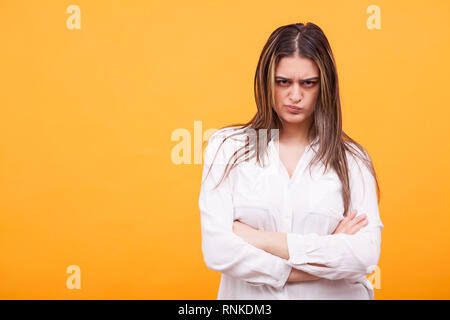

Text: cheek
xmin=274 ymin=89 xmax=283 ymax=102
xmin=305 ymin=89 xmax=320 ymax=107
xmin=307 ymin=87 xmax=320 ymax=100
xmin=273 ymin=90 xmax=284 ymax=110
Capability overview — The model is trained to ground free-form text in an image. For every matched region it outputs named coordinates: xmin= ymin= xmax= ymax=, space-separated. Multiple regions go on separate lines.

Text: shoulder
xmin=209 ymin=126 xmax=248 ymax=150
xmin=209 ymin=126 xmax=247 ymax=142
xmin=344 ymin=141 xmax=371 ymax=169
xmin=344 ymin=141 xmax=376 ymax=187
xmin=205 ymin=126 xmax=247 ymax=164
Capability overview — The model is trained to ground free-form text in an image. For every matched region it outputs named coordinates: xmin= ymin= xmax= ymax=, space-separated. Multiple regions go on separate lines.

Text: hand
xmin=332 ymin=209 xmax=368 ymax=235
xmin=232 ymin=220 xmax=264 ymax=249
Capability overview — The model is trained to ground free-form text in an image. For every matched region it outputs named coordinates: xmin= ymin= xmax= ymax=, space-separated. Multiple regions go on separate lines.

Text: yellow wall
xmin=0 ymin=0 xmax=449 ymax=299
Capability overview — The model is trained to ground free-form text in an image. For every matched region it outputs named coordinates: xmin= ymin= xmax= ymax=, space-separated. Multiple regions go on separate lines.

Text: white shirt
xmin=199 ymin=127 xmax=384 ymax=300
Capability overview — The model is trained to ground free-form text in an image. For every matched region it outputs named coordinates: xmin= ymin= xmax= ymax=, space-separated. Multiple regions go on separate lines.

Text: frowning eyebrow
xmin=275 ymin=76 xmax=320 ymax=81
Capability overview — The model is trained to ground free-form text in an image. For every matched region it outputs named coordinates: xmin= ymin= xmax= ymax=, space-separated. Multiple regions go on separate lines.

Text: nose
xmin=288 ymin=82 xmax=303 ymax=103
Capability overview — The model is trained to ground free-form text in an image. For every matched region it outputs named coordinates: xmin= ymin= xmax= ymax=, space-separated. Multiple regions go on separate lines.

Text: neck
xmin=279 ymin=118 xmax=314 ymax=146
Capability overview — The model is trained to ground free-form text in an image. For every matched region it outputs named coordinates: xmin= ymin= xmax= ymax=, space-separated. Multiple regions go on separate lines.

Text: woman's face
xmin=273 ymin=53 xmax=320 ymax=127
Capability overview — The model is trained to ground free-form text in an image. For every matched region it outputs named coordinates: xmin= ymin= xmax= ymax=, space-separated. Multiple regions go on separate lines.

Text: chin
xmin=282 ymin=119 xmax=306 ymax=125
xmin=283 ymin=113 xmax=305 ymax=121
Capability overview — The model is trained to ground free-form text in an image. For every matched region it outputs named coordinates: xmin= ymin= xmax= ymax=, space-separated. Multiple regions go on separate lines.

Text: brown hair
xmin=203 ymin=22 xmax=380 ymax=217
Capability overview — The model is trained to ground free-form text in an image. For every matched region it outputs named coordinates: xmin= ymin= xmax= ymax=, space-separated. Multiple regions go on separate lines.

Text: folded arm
xmin=286 ymin=155 xmax=384 ymax=280
xmin=253 ymin=225 xmax=382 ymax=280
xmin=200 ymin=131 xmax=295 ymax=289
xmin=234 ymin=154 xmax=384 ymax=281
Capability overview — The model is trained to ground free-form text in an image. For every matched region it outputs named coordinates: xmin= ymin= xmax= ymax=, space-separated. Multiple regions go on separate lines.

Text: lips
xmin=285 ymin=105 xmax=303 ymax=112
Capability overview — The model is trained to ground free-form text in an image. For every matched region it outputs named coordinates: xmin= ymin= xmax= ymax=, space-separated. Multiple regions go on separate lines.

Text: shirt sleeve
xmin=285 ymin=152 xmax=384 ymax=280
xmin=199 ymin=130 xmax=292 ymax=289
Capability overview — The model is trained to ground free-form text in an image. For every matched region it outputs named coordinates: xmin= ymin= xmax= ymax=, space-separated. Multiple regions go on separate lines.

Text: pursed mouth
xmin=285 ymin=105 xmax=303 ymax=111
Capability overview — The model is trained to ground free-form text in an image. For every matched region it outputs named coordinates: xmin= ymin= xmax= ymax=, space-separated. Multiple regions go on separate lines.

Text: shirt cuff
xmin=286 ymin=232 xmax=322 ymax=266
xmin=272 ymin=258 xmax=293 ymax=289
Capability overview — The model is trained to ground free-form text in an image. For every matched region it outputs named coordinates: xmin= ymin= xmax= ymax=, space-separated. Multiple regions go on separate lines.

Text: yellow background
xmin=0 ymin=0 xmax=449 ymax=299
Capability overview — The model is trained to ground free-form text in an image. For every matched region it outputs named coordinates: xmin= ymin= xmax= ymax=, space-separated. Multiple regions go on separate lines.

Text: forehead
xmin=275 ymin=55 xmax=319 ymax=79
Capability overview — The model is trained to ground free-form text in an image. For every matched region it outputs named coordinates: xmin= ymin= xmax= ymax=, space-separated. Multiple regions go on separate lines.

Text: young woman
xmin=198 ymin=22 xmax=384 ymax=300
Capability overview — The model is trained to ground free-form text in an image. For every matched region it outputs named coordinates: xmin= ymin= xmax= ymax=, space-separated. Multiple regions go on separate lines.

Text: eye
xmin=276 ymin=80 xmax=289 ymax=86
xmin=276 ymin=79 xmax=317 ymax=87
xmin=303 ymin=80 xmax=316 ymax=87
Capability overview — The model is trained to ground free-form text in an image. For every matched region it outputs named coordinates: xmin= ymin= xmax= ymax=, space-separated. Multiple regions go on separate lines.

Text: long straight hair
xmin=203 ymin=22 xmax=380 ymax=218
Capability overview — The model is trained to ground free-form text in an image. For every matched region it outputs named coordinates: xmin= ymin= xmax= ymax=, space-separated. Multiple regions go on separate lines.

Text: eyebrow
xmin=275 ymin=76 xmax=320 ymax=81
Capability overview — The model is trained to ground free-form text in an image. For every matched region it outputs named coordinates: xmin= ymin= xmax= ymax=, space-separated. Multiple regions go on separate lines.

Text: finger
xmin=332 ymin=224 xmax=341 ymax=234
xmin=334 ymin=212 xmax=353 ymax=233
xmin=333 ymin=215 xmax=348 ymax=234
xmin=352 ymin=213 xmax=367 ymax=224
xmin=339 ymin=214 xmax=366 ymax=234
xmin=334 ymin=209 xmax=358 ymax=234
xmin=335 ymin=217 xmax=352 ymax=233
xmin=338 ymin=210 xmax=359 ymax=230
xmin=345 ymin=209 xmax=358 ymax=221
xmin=349 ymin=218 xmax=369 ymax=234
xmin=352 ymin=219 xmax=368 ymax=234
xmin=345 ymin=213 xmax=366 ymax=230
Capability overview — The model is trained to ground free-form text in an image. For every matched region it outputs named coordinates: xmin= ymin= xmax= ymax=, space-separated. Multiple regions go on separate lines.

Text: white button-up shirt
xmin=199 ymin=127 xmax=384 ymax=300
